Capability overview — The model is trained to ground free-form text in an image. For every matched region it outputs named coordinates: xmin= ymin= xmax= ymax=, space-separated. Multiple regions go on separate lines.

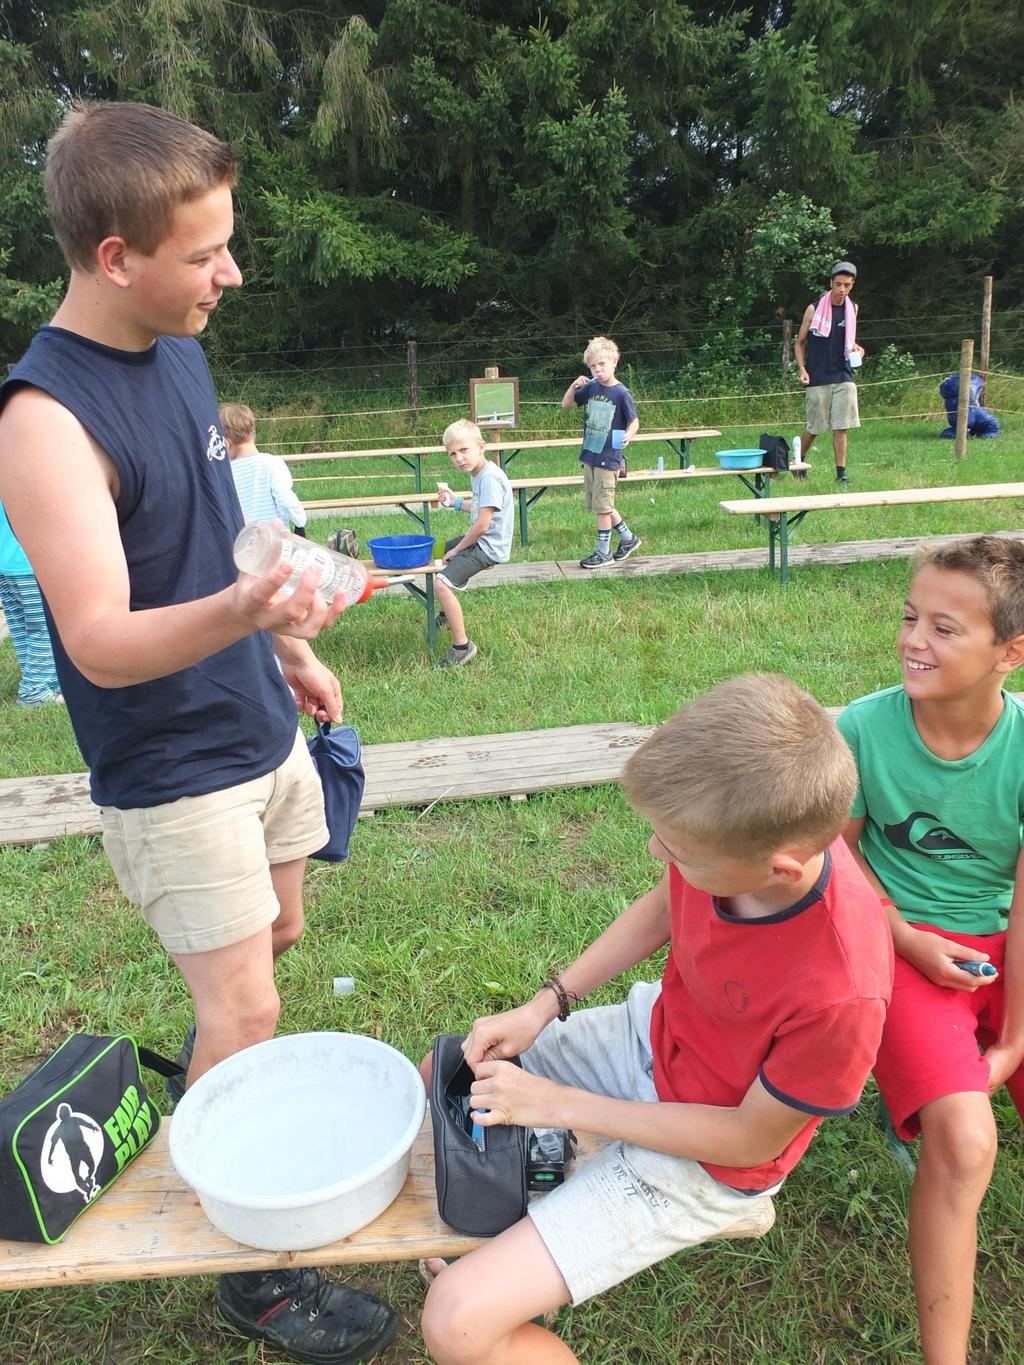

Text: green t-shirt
xmin=837 ymin=685 xmax=1024 ymax=934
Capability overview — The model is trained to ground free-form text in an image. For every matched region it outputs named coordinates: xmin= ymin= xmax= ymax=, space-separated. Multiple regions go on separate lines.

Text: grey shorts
xmin=582 ymin=464 xmax=619 ymax=514
xmin=521 ymin=981 xmax=776 ymax=1305
xmin=805 ymin=382 xmax=859 ymax=434
xmin=437 ymin=539 xmax=495 ymax=591
xmin=100 ymin=729 xmax=328 ymax=955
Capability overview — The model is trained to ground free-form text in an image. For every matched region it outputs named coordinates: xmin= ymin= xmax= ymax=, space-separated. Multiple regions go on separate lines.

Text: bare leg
xmin=798 ymin=429 xmax=815 ymax=458
xmin=170 ymin=855 xmax=307 ymax=1087
xmin=435 ymin=577 xmax=468 ymax=647
xmin=910 ymin=1092 xmax=997 ymax=1365
xmin=596 ymin=512 xmax=612 ymax=532
xmin=833 ymin=429 xmax=848 ymax=469
xmin=421 ymin=1217 xmax=575 ymax=1364
xmin=269 ymin=854 xmax=307 ymax=958
xmin=171 ymin=927 xmax=279 ymax=1086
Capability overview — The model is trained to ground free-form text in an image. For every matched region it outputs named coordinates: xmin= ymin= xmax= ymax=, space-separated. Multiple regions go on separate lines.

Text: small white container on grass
xmin=169 ymin=1032 xmax=425 ymax=1251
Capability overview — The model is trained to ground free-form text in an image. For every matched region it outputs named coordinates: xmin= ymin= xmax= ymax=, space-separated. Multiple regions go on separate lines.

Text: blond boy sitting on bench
xmin=419 ymin=674 xmax=893 ymax=1364
xmin=434 ymin=419 xmax=513 ymax=668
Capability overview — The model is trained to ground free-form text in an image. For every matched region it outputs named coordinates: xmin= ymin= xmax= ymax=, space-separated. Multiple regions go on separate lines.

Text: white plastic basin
xmin=168 ymin=1032 xmax=426 ymax=1251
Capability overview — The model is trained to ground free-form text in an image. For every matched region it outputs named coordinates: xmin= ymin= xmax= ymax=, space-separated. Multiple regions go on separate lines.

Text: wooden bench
xmin=0 ymin=1113 xmax=769 ymax=1291
xmin=0 ymin=722 xmax=654 ymax=846
xmin=0 ymin=1118 xmax=572 ymax=1289
xmin=283 ymin=429 xmax=722 ymax=480
xmin=306 ymin=463 xmax=808 ymax=548
xmin=721 ymin=482 xmax=1024 ymax=583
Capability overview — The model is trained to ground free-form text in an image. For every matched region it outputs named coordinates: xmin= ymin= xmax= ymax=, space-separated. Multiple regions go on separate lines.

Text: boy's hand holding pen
xmin=954 ymin=959 xmax=998 ymax=981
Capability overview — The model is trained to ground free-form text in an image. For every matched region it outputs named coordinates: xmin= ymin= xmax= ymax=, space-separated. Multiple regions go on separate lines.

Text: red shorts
xmin=873 ymin=924 xmax=1024 ymax=1139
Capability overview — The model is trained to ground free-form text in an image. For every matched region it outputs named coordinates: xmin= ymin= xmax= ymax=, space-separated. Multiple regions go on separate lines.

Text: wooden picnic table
xmin=285 ymin=429 xmax=725 ymax=514
xmin=304 ymin=460 xmax=806 ymax=548
xmin=721 ymin=481 xmax=1024 ymax=583
xmin=283 ymin=429 xmax=722 ymax=472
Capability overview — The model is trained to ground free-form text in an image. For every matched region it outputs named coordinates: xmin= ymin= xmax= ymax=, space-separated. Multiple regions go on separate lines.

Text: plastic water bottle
xmin=233 ymin=522 xmax=391 ymax=606
xmin=792 ymin=436 xmax=801 ymax=464
xmin=656 ymin=456 xmax=665 ymax=472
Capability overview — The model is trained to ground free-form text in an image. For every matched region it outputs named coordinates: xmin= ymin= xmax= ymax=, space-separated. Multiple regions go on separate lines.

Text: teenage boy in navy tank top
xmin=0 ymin=102 xmax=395 ymax=1365
xmin=795 ymin=261 xmax=866 ymax=485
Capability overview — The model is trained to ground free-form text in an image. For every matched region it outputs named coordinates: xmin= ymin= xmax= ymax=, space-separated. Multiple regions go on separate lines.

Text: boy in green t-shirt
xmin=838 ymin=535 xmax=1024 ymax=1365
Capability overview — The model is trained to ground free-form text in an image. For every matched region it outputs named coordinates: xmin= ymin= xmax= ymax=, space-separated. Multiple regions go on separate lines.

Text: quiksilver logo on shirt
xmin=883 ymin=811 xmax=981 ymax=861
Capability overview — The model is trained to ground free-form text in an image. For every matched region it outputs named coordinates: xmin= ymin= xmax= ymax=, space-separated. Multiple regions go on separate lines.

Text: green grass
xmin=1 ymin=413 xmax=1023 ymax=1362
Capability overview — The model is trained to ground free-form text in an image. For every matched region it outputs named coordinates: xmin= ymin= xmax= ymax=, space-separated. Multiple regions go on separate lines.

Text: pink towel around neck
xmin=809 ymin=292 xmax=857 ymax=354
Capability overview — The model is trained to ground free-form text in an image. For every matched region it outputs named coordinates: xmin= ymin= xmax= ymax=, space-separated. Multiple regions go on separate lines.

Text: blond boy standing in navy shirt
xmin=561 ymin=335 xmax=641 ymax=567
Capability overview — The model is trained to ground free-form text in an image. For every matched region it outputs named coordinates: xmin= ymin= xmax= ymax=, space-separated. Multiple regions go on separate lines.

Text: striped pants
xmin=0 ymin=573 xmax=61 ymax=706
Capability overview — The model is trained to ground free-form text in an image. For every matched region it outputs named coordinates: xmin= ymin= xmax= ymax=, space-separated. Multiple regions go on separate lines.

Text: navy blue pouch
xmin=307 ymin=721 xmax=365 ymax=862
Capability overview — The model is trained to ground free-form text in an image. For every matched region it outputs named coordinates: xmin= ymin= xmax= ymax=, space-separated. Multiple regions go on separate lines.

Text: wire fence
xmin=203 ymin=313 xmax=1024 ymax=453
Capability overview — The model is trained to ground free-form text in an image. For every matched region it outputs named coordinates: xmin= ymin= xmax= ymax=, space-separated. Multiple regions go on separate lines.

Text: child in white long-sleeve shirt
xmin=220 ymin=402 xmax=307 ymax=534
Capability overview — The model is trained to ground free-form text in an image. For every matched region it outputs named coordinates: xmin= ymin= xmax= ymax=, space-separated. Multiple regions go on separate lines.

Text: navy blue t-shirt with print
xmin=0 ymin=326 xmax=297 ymax=809
xmin=574 ymin=380 xmax=638 ymax=471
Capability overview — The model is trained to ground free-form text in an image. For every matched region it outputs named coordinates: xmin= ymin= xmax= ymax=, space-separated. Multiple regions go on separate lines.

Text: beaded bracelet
xmin=541 ymin=974 xmax=578 ymax=1022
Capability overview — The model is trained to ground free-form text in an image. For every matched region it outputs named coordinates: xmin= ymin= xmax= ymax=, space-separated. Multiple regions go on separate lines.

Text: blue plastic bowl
xmin=366 ymin=534 xmax=435 ymax=570
xmin=715 ymin=448 xmax=767 ymax=470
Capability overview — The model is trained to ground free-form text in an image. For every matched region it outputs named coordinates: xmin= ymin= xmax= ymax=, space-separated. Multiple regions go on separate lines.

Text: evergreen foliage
xmin=1 ymin=0 xmax=1022 ymax=359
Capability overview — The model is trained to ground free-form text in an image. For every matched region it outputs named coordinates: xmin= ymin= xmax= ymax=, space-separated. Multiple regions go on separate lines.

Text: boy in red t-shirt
xmin=419 ymin=674 xmax=894 ymax=1365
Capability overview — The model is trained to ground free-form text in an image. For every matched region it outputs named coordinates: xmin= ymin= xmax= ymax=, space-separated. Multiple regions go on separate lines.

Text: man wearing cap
xmin=795 ymin=262 xmax=865 ymax=485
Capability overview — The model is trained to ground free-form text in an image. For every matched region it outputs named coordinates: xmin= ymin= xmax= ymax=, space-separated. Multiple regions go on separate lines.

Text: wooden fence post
xmin=955 ymin=338 xmax=974 ymax=460
xmin=979 ymin=275 xmax=993 ymax=399
xmin=407 ymin=341 xmax=418 ymax=426
xmin=482 ymin=366 xmax=500 ymax=449
xmin=781 ymin=319 xmax=792 ymax=389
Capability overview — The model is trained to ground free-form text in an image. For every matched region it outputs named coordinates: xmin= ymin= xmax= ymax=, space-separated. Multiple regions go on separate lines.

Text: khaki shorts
xmin=100 ymin=729 xmax=328 ymax=955
xmin=805 ymin=382 xmax=859 ymax=435
xmin=583 ymin=464 xmax=619 ymax=515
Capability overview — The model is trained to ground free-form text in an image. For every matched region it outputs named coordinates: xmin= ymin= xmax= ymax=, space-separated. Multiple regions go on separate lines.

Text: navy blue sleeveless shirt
xmin=805 ymin=303 xmax=853 ymax=386
xmin=0 ymin=327 xmax=297 ymax=808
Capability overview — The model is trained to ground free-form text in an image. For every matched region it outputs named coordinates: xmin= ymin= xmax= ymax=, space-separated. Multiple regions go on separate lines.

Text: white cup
xmin=848 ymin=351 xmax=862 ymax=369
xmin=437 ymin=481 xmax=451 ymax=506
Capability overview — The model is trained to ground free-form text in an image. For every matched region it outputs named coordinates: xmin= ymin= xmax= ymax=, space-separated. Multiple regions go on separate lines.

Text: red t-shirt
xmin=650 ymin=838 xmax=893 ymax=1191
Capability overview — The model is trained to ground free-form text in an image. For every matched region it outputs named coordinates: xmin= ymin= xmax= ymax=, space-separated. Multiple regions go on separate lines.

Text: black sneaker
xmin=612 ymin=535 xmax=642 ymax=562
xmin=165 ymin=1024 xmax=195 ymax=1109
xmin=835 ymin=470 xmax=851 ymax=485
xmin=218 ymin=1268 xmax=396 ymax=1365
xmin=579 ymin=551 xmax=613 ymax=569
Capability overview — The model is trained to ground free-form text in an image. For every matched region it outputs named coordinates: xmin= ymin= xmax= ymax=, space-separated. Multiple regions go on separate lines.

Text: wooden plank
xmin=0 ymin=722 xmax=653 ymax=846
xmin=721 ymin=482 xmax=1024 ymax=516
xmin=282 ymin=430 xmax=723 ymax=467
xmin=305 ymin=491 xmax=439 ymax=511
xmin=0 ymin=1098 xmax=759 ymax=1291
xmin=509 ymin=465 xmax=808 ymax=491
xmin=305 ymin=463 xmax=808 ymax=512
xmin=0 ymin=1118 xmax=604 ymax=1289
